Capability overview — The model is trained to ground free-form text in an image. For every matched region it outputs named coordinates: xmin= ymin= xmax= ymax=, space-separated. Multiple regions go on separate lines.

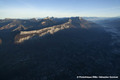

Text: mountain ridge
xmin=0 ymin=17 xmax=105 ymax=44
xmin=0 ymin=17 xmax=118 ymax=80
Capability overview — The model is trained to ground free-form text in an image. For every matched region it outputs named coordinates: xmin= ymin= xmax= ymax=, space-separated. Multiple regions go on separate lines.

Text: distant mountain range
xmin=83 ymin=17 xmax=120 ymax=22
xmin=0 ymin=17 xmax=104 ymax=44
xmin=83 ymin=17 xmax=120 ymax=30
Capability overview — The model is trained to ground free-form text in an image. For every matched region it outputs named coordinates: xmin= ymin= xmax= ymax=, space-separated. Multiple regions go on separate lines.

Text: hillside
xmin=0 ymin=17 xmax=119 ymax=80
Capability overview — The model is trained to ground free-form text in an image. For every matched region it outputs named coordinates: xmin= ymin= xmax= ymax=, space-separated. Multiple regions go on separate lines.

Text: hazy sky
xmin=0 ymin=0 xmax=120 ymax=19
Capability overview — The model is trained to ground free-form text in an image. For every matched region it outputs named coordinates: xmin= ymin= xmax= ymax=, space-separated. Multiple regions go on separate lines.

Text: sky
xmin=0 ymin=0 xmax=120 ymax=19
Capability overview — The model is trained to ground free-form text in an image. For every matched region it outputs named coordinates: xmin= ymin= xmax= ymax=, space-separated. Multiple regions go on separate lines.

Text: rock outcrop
xmin=14 ymin=17 xmax=100 ymax=44
xmin=0 ymin=17 xmax=67 ymax=31
xmin=15 ymin=19 xmax=74 ymax=43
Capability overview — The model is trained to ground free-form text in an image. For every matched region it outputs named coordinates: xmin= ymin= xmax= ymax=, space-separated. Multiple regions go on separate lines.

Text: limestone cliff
xmin=15 ymin=19 xmax=74 ymax=43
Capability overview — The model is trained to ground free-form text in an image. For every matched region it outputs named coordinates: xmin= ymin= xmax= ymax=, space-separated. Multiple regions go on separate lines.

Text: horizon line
xmin=0 ymin=16 xmax=120 ymax=19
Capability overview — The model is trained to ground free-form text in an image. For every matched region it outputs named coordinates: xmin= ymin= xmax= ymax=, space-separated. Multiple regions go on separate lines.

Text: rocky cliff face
xmin=0 ymin=17 xmax=103 ymax=44
xmin=15 ymin=19 xmax=74 ymax=43
xmin=13 ymin=17 xmax=103 ymax=44
xmin=0 ymin=17 xmax=68 ymax=31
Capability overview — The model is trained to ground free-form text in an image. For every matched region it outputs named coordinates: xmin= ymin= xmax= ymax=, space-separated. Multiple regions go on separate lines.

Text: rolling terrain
xmin=0 ymin=17 xmax=120 ymax=80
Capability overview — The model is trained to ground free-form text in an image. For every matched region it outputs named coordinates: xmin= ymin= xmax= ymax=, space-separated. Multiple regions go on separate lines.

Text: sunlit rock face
xmin=12 ymin=25 xmax=27 ymax=31
xmin=0 ymin=24 xmax=16 ymax=30
xmin=0 ymin=17 xmax=68 ymax=32
xmin=14 ymin=17 xmax=101 ymax=44
xmin=15 ymin=19 xmax=74 ymax=43
xmin=0 ymin=20 xmax=19 ymax=30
